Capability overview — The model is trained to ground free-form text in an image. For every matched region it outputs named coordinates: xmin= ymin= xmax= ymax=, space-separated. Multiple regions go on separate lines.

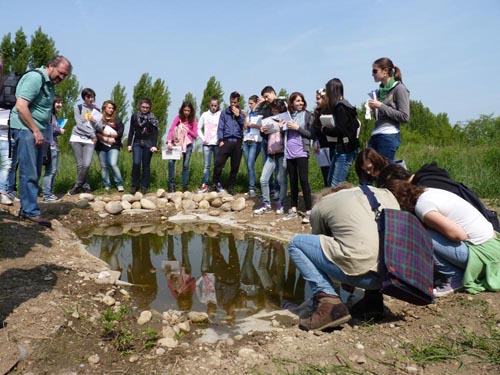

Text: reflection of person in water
xmin=127 ymin=235 xmax=158 ymax=309
xmin=99 ymin=236 xmax=123 ymax=274
xmin=166 ymin=232 xmax=196 ymax=311
xmin=196 ymin=235 xmax=217 ymax=316
xmin=213 ymin=236 xmax=241 ymax=321
xmin=256 ymin=239 xmax=286 ymax=309
xmin=240 ymin=237 xmax=265 ymax=313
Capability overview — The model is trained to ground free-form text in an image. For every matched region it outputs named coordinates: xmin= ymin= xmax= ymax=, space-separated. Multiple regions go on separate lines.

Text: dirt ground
xmin=1 ymin=192 xmax=499 ymax=375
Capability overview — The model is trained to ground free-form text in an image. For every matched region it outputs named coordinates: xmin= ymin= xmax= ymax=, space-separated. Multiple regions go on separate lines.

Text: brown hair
xmin=384 ymin=179 xmax=425 ymax=213
xmin=373 ymin=57 xmax=403 ymax=82
xmin=101 ymin=100 xmax=117 ymax=124
xmin=288 ymin=92 xmax=307 ymax=111
xmin=355 ymin=148 xmax=390 ymax=184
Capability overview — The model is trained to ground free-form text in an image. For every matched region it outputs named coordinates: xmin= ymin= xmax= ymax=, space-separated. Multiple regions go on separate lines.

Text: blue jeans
xmin=71 ymin=142 xmax=95 ymax=188
xmin=11 ymin=129 xmax=43 ymax=217
xmin=98 ymin=149 xmax=124 ymax=188
xmin=42 ymin=146 xmax=59 ymax=197
xmin=328 ymin=149 xmax=356 ymax=187
xmin=0 ymin=138 xmax=12 ymax=192
xmin=260 ymin=153 xmax=287 ymax=205
xmin=132 ymin=142 xmax=153 ymax=189
xmin=368 ymin=133 xmax=401 ymax=161
xmin=202 ymin=144 xmax=218 ymax=185
xmin=168 ymin=143 xmax=193 ymax=189
xmin=288 ymin=234 xmax=381 ymax=296
xmin=242 ymin=141 xmax=261 ymax=191
xmin=428 ymin=229 xmax=469 ymax=281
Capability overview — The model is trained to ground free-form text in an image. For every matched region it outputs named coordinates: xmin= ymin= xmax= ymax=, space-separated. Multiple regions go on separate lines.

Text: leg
xmin=287 ymin=158 xmax=299 ymax=209
xmin=141 ymin=145 xmax=152 ymax=189
xmin=297 ymin=157 xmax=312 ymax=211
xmin=41 ymin=147 xmax=55 ymax=197
xmin=259 ymin=157 xmax=275 ymax=205
xmin=276 ymin=154 xmax=288 ymax=206
xmin=213 ymin=142 xmax=230 ymax=186
xmin=428 ymin=229 xmax=469 ymax=281
xmin=168 ymin=159 xmax=176 ymax=190
xmin=107 ymin=148 xmax=124 ymax=188
xmin=228 ymin=140 xmax=242 ymax=190
xmin=98 ymin=150 xmax=111 ymax=189
xmin=368 ymin=134 xmax=400 ymax=161
xmin=181 ymin=144 xmax=193 ymax=189
xmin=0 ymin=138 xmax=12 ymax=193
xmin=330 ymin=150 xmax=356 ymax=187
xmin=202 ymin=145 xmax=212 ymax=185
xmin=131 ymin=144 xmax=143 ymax=189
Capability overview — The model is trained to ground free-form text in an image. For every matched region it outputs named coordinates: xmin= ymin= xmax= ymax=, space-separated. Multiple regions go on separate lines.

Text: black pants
xmin=213 ymin=139 xmax=242 ymax=188
xmin=287 ymin=157 xmax=312 ymax=211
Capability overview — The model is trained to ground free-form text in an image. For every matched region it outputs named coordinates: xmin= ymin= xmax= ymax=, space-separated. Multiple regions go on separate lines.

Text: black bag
xmin=0 ymin=70 xmax=47 ymax=109
xmin=42 ymin=143 xmax=51 ymax=166
xmin=360 ymin=185 xmax=435 ymax=305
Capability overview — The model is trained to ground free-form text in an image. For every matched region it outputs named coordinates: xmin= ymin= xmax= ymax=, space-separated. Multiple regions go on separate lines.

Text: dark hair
xmin=47 ymin=55 xmax=72 ymax=72
xmin=229 ymin=91 xmax=240 ymax=101
xmin=269 ymin=99 xmax=287 ymax=114
xmin=377 ymin=164 xmax=412 ymax=188
xmin=209 ymin=95 xmax=219 ymax=102
xmin=288 ymin=92 xmax=307 ymax=111
xmin=248 ymin=95 xmax=259 ymax=103
xmin=323 ymin=78 xmax=344 ymax=114
xmin=101 ymin=100 xmax=117 ymax=124
xmin=81 ymin=88 xmax=96 ymax=100
xmin=52 ymin=94 xmax=62 ymax=114
xmin=373 ymin=57 xmax=403 ymax=82
xmin=139 ymin=98 xmax=152 ymax=109
xmin=384 ymin=179 xmax=425 ymax=213
xmin=355 ymin=148 xmax=390 ymax=184
xmin=179 ymin=101 xmax=195 ymax=123
xmin=260 ymin=86 xmax=276 ymax=96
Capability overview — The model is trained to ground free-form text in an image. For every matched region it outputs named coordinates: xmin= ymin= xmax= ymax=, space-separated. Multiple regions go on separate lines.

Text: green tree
xmin=12 ymin=28 xmax=30 ymax=73
xmin=56 ymin=73 xmax=81 ymax=154
xmin=30 ymin=27 xmax=57 ymax=68
xmin=200 ymin=76 xmax=224 ymax=114
xmin=239 ymin=93 xmax=246 ymax=111
xmin=132 ymin=73 xmax=153 ymax=113
xmin=110 ymin=82 xmax=130 ymax=125
xmin=277 ymin=88 xmax=289 ymax=101
xmin=0 ymin=33 xmax=13 ymax=74
xmin=183 ymin=92 xmax=197 ymax=117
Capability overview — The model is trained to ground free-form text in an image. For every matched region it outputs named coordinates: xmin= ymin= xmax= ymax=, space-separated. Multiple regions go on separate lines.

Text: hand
xmin=231 ymin=106 xmax=240 ymax=117
xmin=33 ymin=130 xmax=44 ymax=147
xmin=256 ymin=97 xmax=265 ymax=105
xmin=367 ymin=99 xmax=382 ymax=110
xmin=167 ymin=142 xmax=173 ymax=150
xmin=92 ymin=136 xmax=97 ymax=144
xmin=219 ymin=141 xmax=224 ymax=148
xmin=127 ymin=146 xmax=132 ymax=152
xmin=261 ymin=124 xmax=269 ymax=132
xmin=288 ymin=121 xmax=299 ymax=131
xmin=151 ymin=146 xmax=158 ymax=153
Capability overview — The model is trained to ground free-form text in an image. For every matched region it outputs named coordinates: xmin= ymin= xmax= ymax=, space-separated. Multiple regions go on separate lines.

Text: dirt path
xmin=1 ymin=195 xmax=499 ymax=374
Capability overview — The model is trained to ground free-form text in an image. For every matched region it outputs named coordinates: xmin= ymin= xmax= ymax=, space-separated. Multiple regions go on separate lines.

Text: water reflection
xmin=79 ymin=223 xmax=307 ymax=323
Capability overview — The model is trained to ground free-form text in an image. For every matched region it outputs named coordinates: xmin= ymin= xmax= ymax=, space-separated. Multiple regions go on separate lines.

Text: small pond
xmin=78 ymin=222 xmax=310 ymax=324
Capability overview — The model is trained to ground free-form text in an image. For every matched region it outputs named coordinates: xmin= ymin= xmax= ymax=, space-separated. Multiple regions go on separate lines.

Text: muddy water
xmin=78 ymin=222 xmax=308 ymax=324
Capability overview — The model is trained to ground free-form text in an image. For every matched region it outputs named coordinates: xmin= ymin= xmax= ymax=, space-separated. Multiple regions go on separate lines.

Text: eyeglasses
xmin=372 ymin=69 xmax=380 ymax=74
xmin=140 ymin=105 xmax=150 ymax=110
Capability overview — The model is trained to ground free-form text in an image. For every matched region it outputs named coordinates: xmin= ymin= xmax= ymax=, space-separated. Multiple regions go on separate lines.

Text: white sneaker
xmin=283 ymin=210 xmax=299 ymax=221
xmin=0 ymin=193 xmax=13 ymax=205
xmin=254 ymin=204 xmax=272 ymax=214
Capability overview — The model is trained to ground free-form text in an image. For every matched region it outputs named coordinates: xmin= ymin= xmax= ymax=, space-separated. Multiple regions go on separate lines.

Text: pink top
xmin=167 ymin=115 xmax=198 ymax=143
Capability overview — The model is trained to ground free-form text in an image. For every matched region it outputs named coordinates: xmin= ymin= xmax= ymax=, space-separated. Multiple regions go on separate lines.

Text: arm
xmin=15 ymin=98 xmax=44 ymax=146
xmin=166 ymin=116 xmax=180 ymax=142
xmin=217 ymin=111 xmax=227 ymax=145
xmin=377 ymin=85 xmax=410 ymax=123
xmin=127 ymin=114 xmax=135 ymax=150
xmin=187 ymin=119 xmax=198 ymax=139
xmin=422 ymin=211 xmax=468 ymax=242
xmin=197 ymin=113 xmax=206 ymax=142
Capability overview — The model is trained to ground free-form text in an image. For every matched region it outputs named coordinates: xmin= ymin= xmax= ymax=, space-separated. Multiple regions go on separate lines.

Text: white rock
xmin=181 ymin=199 xmax=196 ymax=211
xmin=178 ymin=321 xmax=190 ymax=332
xmin=79 ymin=193 xmax=95 ymax=201
xmin=238 ymin=347 xmax=257 ymax=359
xmin=137 ymin=310 xmax=152 ymax=325
xmin=406 ymin=365 xmax=419 ymax=373
xmin=231 ymin=197 xmax=246 ymax=211
xmin=355 ymin=342 xmax=364 ymax=350
xmin=193 ymin=194 xmax=204 ymax=203
xmin=156 ymin=348 xmax=166 ymax=355
xmin=129 ymin=354 xmax=139 ymax=363
xmin=211 ymin=198 xmax=223 ymax=207
xmin=140 ymin=198 xmax=157 ymax=210
xmin=121 ymin=193 xmax=137 ymax=202
xmin=156 ymin=188 xmax=166 ymax=198
xmin=225 ymin=338 xmax=235 ymax=346
xmin=121 ymin=200 xmax=132 ymax=210
xmin=131 ymin=201 xmax=142 ymax=209
xmin=208 ymin=209 xmax=221 ymax=216
xmin=182 ymin=191 xmax=193 ymax=200
xmin=104 ymin=201 xmax=124 ymax=215
xmin=158 ymin=337 xmax=178 ymax=348
xmin=162 ymin=326 xmax=176 ymax=338
xmin=221 ymin=195 xmax=235 ymax=203
xmin=71 ymin=311 xmax=80 ymax=319
xmin=187 ymin=311 xmax=209 ymax=323
xmin=198 ymin=200 xmax=210 ymax=210
xmin=221 ymin=202 xmax=232 ymax=212
xmin=102 ymin=296 xmax=116 ymax=306
xmin=88 ymin=354 xmax=100 ymax=364
xmin=91 ymin=201 xmax=106 ymax=212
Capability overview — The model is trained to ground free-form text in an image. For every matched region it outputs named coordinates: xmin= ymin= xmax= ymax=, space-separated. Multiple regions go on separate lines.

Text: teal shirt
xmin=9 ymin=67 xmax=55 ymax=131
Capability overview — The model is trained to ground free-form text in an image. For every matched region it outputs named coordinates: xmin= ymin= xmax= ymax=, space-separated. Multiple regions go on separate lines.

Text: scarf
xmin=137 ymin=111 xmax=158 ymax=128
xmin=378 ymin=77 xmax=397 ymax=101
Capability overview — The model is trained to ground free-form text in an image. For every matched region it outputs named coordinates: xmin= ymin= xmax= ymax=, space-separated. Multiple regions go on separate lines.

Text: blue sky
xmin=3 ymin=0 xmax=499 ymax=125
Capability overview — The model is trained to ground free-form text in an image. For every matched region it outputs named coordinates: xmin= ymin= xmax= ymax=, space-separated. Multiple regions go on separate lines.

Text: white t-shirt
xmin=415 ymin=188 xmax=494 ymax=245
xmin=198 ymin=110 xmax=221 ymax=145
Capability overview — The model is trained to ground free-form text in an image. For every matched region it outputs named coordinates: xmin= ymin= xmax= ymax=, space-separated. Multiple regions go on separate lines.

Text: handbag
xmin=360 ymin=184 xmax=435 ymax=305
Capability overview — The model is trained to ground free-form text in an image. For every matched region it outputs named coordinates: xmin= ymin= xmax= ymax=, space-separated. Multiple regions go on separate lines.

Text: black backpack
xmin=0 ymin=70 xmax=47 ymax=109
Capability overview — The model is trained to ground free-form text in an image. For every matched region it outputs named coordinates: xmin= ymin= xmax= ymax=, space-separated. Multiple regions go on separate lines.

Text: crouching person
xmin=288 ymin=184 xmax=400 ymax=331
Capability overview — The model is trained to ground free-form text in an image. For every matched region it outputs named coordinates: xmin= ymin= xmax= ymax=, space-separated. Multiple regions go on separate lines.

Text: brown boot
xmin=299 ymin=293 xmax=351 ymax=331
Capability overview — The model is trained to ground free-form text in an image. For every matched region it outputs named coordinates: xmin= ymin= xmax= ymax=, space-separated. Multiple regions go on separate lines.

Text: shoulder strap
xmin=78 ymin=104 xmax=82 ymax=114
xmin=23 ymin=69 xmax=48 ymax=97
xmin=360 ymin=184 xmax=381 ymax=214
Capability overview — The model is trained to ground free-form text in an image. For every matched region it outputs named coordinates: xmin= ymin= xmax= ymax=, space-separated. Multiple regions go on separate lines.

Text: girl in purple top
xmin=284 ymin=92 xmax=313 ymax=224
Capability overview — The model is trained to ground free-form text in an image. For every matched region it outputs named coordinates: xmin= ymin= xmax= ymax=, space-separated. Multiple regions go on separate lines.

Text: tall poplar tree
xmin=12 ymin=28 xmax=30 ymax=73
xmin=183 ymin=92 xmax=197 ymax=117
xmin=55 ymin=73 xmax=81 ymax=153
xmin=110 ymin=82 xmax=129 ymax=125
xmin=200 ymin=76 xmax=224 ymax=114
xmin=0 ymin=34 xmax=13 ymax=74
xmin=30 ymin=27 xmax=57 ymax=68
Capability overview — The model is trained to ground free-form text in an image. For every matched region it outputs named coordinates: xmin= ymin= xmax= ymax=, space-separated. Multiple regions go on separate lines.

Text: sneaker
xmin=43 ymin=194 xmax=60 ymax=202
xmin=254 ymin=203 xmax=272 ymax=214
xmin=131 ymin=186 xmax=137 ymax=194
xmin=117 ymin=186 xmax=124 ymax=192
xmin=67 ymin=186 xmax=81 ymax=196
xmin=301 ymin=214 xmax=310 ymax=224
xmin=228 ymin=187 xmax=236 ymax=195
xmin=82 ymin=185 xmax=92 ymax=193
xmin=6 ymin=192 xmax=20 ymax=202
xmin=197 ymin=184 xmax=208 ymax=194
xmin=213 ymin=183 xmax=225 ymax=193
xmin=0 ymin=193 xmax=13 ymax=205
xmin=141 ymin=186 xmax=147 ymax=194
xmin=275 ymin=202 xmax=284 ymax=215
xmin=283 ymin=210 xmax=299 ymax=221
xmin=433 ymin=279 xmax=464 ymax=297
xmin=248 ymin=190 xmax=256 ymax=198
xmin=104 ymin=187 xmax=110 ymax=192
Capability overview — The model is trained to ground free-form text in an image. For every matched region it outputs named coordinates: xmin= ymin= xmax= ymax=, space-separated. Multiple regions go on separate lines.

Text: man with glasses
xmin=9 ymin=55 xmax=72 ymax=227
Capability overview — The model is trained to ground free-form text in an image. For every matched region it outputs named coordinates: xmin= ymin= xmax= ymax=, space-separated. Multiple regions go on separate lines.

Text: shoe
xmin=349 ymin=290 xmax=385 ymax=320
xmin=197 ymin=184 xmax=208 ymax=194
xmin=254 ymin=203 xmax=272 ymax=214
xmin=141 ymin=187 xmax=147 ymax=194
xmin=433 ymin=279 xmax=464 ymax=297
xmin=21 ymin=215 xmax=52 ymax=228
xmin=275 ymin=202 xmax=284 ymax=215
xmin=83 ymin=186 xmax=92 ymax=194
xmin=6 ymin=192 xmax=20 ymax=202
xmin=67 ymin=186 xmax=81 ymax=196
xmin=283 ymin=210 xmax=299 ymax=221
xmin=117 ymin=186 xmax=124 ymax=192
xmin=131 ymin=186 xmax=137 ymax=194
xmin=213 ymin=183 xmax=225 ymax=193
xmin=168 ymin=185 xmax=175 ymax=193
xmin=228 ymin=187 xmax=236 ymax=195
xmin=248 ymin=190 xmax=256 ymax=198
xmin=104 ymin=187 xmax=110 ymax=192
xmin=182 ymin=186 xmax=188 ymax=192
xmin=0 ymin=193 xmax=13 ymax=205
xmin=301 ymin=214 xmax=310 ymax=224
xmin=299 ymin=293 xmax=351 ymax=331
xmin=43 ymin=194 xmax=60 ymax=202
